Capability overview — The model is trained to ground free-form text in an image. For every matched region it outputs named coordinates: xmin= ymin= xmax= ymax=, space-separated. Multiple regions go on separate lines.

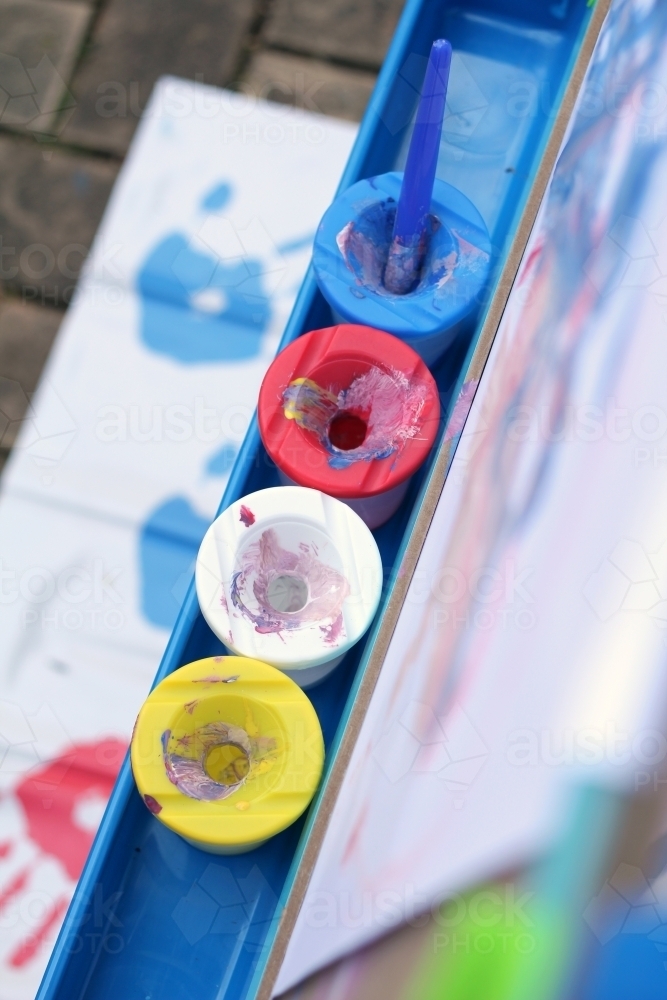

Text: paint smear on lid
xmin=283 ymin=366 xmax=429 ymax=470
xmin=336 ymin=201 xmax=489 ymax=300
xmin=163 ymin=721 xmax=278 ymax=802
xmin=230 ymin=528 xmax=348 ymax=643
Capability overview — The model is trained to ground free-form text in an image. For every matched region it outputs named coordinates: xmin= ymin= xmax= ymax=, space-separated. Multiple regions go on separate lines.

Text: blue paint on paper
xmin=139 ymin=497 xmax=210 ymax=628
xmin=136 ymin=181 xmax=271 ymax=364
xmin=206 ymin=443 xmax=238 ymax=476
xmin=201 ymin=183 xmax=232 ymax=211
xmin=276 ymin=233 xmax=314 ymax=255
xmin=137 ymin=234 xmax=270 ymax=363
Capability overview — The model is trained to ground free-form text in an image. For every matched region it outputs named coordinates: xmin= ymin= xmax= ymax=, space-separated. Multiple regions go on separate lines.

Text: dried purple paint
xmin=162 ymin=721 xmax=277 ymax=803
xmin=336 ymin=205 xmax=489 ymax=302
xmin=144 ymin=794 xmax=162 ymax=815
xmin=230 ymin=528 xmax=349 ymax=641
xmin=319 ymin=613 xmax=345 ymax=646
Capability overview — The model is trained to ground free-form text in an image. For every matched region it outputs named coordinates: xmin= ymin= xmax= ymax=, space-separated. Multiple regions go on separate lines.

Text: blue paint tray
xmin=36 ymin=1 xmax=609 ymax=997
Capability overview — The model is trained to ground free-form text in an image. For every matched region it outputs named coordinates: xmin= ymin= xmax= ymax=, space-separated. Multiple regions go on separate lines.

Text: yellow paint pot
xmin=131 ymin=656 xmax=324 ymax=854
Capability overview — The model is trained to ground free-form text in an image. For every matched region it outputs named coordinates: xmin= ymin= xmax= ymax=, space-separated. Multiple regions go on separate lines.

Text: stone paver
xmin=0 ymin=296 xmax=63 ymax=451
xmin=0 ymin=0 xmax=92 ymax=135
xmin=61 ymin=0 xmax=257 ymax=156
xmin=0 ymin=0 xmax=390 ymax=480
xmin=0 ymin=136 xmax=118 ymax=305
xmin=243 ymin=50 xmax=376 ymax=122
xmin=263 ymin=0 xmax=405 ymax=70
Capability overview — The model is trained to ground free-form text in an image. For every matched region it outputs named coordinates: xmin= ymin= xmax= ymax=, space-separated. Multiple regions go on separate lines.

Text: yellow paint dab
xmin=235 ymin=801 xmax=250 ymax=811
xmin=244 ymin=705 xmax=260 ymax=738
xmin=251 ymin=758 xmax=275 ymax=777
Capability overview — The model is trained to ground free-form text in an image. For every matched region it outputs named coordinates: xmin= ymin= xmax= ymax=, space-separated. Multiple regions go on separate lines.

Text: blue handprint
xmin=136 ymin=182 xmax=271 ymax=363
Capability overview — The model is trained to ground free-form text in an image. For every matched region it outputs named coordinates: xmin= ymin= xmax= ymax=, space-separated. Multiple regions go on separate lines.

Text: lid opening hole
xmin=204 ymin=743 xmax=250 ymax=785
xmin=267 ymin=574 xmax=309 ymax=614
xmin=328 ymin=412 xmax=367 ymax=451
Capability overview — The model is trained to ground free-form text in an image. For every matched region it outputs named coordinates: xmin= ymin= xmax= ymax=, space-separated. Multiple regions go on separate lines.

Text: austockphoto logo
xmin=505 ymin=75 xmax=667 ymax=127
xmin=0 ymin=699 xmax=71 ymax=774
xmin=304 ymin=884 xmax=534 ymax=941
xmin=0 ymin=236 xmax=129 ymax=307
xmin=432 ymin=886 xmax=536 ymax=957
xmin=242 ymin=74 xmax=337 ymax=117
xmin=510 ymin=210 xmax=667 ymax=325
xmin=0 ymin=240 xmax=87 ymax=282
xmin=507 ymin=724 xmax=667 ymax=786
xmin=0 ymin=375 xmax=76 ymax=477
xmin=95 ymin=399 xmax=252 ymax=445
xmin=584 ymin=538 xmax=667 ymax=629
xmin=172 ymin=863 xmax=276 ymax=951
xmin=0 ymin=53 xmax=75 ymax=136
xmin=63 ymin=885 xmax=124 ymax=956
xmin=0 ymin=559 xmax=126 ymax=633
xmin=504 ymin=399 xmax=667 ymax=447
xmin=584 ymin=861 xmax=667 ymax=965
xmin=93 ymin=77 xmax=326 ymax=144
xmin=374 ymin=50 xmax=490 ymax=150
xmin=406 ymin=559 xmax=537 ymax=633
xmin=372 ymin=701 xmax=488 ymax=790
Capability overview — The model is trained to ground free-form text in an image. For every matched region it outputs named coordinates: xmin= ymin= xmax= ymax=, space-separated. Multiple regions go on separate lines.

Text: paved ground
xmin=0 ymin=0 xmax=405 ymax=474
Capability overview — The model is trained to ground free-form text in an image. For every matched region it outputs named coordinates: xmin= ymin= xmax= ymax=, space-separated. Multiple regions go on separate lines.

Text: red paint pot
xmin=258 ymin=324 xmax=440 ymax=529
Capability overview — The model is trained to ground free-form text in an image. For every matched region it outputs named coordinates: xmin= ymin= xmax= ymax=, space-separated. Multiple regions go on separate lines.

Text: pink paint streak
xmin=8 ymin=896 xmax=69 ymax=968
xmin=239 ymin=505 xmax=255 ymax=527
xmin=0 ymin=868 xmax=30 ymax=914
xmin=15 ymin=738 xmax=125 ymax=881
xmin=231 ymin=528 xmax=349 ymax=641
xmin=445 ymin=380 xmax=478 ymax=441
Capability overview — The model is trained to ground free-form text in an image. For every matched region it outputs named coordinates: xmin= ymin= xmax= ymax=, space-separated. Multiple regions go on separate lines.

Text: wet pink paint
xmin=239 ymin=505 xmax=255 ymax=527
xmin=445 ymin=379 xmax=478 ymax=441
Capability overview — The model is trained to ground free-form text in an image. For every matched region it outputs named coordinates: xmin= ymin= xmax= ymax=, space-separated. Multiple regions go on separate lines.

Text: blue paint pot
xmin=313 ymin=172 xmax=492 ymax=367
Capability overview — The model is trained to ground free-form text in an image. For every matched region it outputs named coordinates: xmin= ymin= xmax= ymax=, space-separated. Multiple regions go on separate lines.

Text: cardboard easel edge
xmin=256 ymin=2 xmax=614 ymax=995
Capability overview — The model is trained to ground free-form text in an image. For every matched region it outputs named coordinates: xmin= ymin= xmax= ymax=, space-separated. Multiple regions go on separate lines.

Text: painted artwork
xmin=276 ymin=0 xmax=667 ymax=992
xmin=0 ymin=741 xmax=125 ymax=986
xmin=0 ymin=77 xmax=355 ymax=998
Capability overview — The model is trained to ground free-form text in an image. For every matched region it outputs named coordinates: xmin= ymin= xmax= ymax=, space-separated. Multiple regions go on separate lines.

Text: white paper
xmin=0 ymin=77 xmax=356 ymax=1000
xmin=276 ymin=4 xmax=667 ymax=991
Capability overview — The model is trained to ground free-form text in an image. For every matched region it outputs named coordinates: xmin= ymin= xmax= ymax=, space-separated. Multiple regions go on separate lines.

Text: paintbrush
xmin=383 ymin=38 xmax=452 ymax=295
